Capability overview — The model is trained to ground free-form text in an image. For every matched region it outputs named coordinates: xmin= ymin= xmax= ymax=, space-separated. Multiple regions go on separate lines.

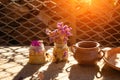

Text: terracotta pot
xmin=71 ymin=41 xmax=105 ymax=65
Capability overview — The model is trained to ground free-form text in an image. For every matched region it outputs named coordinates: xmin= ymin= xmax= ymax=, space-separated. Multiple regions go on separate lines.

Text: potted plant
xmin=46 ymin=22 xmax=72 ymax=62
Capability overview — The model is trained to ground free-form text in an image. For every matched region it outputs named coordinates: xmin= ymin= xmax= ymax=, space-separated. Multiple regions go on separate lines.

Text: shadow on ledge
xmin=68 ymin=64 xmax=101 ymax=80
xmin=101 ymin=64 xmax=120 ymax=80
xmin=13 ymin=63 xmax=42 ymax=80
xmin=43 ymin=62 xmax=66 ymax=80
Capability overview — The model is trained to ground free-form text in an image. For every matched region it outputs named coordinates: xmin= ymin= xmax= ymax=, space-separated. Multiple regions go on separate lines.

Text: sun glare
xmin=77 ymin=0 xmax=118 ymax=6
xmin=84 ymin=0 xmax=92 ymax=5
xmin=114 ymin=0 xmax=118 ymax=5
xmin=77 ymin=0 xmax=92 ymax=6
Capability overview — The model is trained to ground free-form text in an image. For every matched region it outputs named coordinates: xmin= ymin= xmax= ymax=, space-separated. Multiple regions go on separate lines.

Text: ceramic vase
xmin=53 ymin=43 xmax=69 ymax=62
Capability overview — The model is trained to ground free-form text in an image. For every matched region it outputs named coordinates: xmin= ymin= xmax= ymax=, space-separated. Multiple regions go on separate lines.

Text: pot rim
xmin=75 ymin=41 xmax=100 ymax=49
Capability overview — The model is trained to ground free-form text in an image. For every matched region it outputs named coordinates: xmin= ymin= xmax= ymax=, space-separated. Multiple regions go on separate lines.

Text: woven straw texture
xmin=0 ymin=0 xmax=120 ymax=47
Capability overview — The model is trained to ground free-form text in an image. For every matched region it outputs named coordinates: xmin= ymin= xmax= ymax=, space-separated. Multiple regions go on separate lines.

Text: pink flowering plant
xmin=46 ymin=22 xmax=72 ymax=44
xmin=29 ymin=40 xmax=47 ymax=64
xmin=30 ymin=40 xmax=44 ymax=53
xmin=31 ymin=40 xmax=41 ymax=46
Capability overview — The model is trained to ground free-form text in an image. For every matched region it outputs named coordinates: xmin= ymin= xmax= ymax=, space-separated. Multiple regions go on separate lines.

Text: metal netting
xmin=0 ymin=0 xmax=120 ymax=47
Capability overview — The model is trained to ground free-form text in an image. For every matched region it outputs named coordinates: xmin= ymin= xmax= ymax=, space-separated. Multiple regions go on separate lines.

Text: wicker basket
xmin=103 ymin=47 xmax=120 ymax=71
xmin=29 ymin=53 xmax=47 ymax=64
xmin=28 ymin=40 xmax=47 ymax=64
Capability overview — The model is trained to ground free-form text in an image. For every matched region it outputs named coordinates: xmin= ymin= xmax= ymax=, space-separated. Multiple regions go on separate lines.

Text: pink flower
xmin=46 ymin=22 xmax=72 ymax=43
xmin=31 ymin=40 xmax=41 ymax=46
xmin=63 ymin=51 xmax=68 ymax=57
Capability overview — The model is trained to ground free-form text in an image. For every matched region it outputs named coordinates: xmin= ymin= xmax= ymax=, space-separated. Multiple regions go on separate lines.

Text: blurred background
xmin=0 ymin=0 xmax=120 ymax=47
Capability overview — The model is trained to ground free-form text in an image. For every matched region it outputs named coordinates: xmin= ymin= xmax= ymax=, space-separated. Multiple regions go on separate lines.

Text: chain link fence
xmin=0 ymin=0 xmax=120 ymax=47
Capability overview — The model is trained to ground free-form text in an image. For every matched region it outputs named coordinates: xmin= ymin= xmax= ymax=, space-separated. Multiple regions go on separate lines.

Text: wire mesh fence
xmin=0 ymin=0 xmax=120 ymax=47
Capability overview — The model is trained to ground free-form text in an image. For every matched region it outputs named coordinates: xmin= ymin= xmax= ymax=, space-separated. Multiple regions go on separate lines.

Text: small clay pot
xmin=71 ymin=41 xmax=105 ymax=65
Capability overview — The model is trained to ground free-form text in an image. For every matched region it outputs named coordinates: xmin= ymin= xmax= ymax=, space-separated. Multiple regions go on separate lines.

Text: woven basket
xmin=29 ymin=41 xmax=47 ymax=64
xmin=29 ymin=54 xmax=47 ymax=64
xmin=103 ymin=47 xmax=120 ymax=71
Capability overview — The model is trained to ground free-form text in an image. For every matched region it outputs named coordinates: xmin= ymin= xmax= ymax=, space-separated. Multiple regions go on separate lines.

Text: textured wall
xmin=0 ymin=0 xmax=120 ymax=47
